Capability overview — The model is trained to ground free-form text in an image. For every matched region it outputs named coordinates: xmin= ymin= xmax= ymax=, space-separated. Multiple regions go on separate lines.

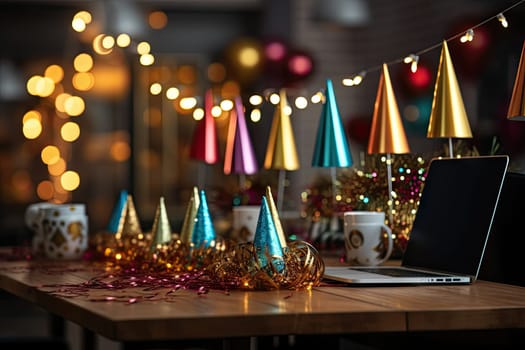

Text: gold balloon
xmin=507 ymin=40 xmax=525 ymax=120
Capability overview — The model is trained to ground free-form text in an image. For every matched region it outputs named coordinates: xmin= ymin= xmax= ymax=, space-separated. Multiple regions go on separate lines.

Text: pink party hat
xmin=189 ymin=89 xmax=219 ymax=164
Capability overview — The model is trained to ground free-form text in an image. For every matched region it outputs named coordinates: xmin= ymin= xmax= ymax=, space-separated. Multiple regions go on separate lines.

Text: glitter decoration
xmin=106 ymin=190 xmax=128 ymax=234
xmin=191 ymin=190 xmax=216 ymax=248
xmin=150 ymin=197 xmax=173 ymax=252
xmin=253 ymin=196 xmax=285 ymax=273
xmin=179 ymin=187 xmax=200 ymax=244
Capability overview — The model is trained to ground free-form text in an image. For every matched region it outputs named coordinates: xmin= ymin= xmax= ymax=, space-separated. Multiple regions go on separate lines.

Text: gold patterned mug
xmin=343 ymin=211 xmax=393 ymax=266
xmin=41 ymin=204 xmax=88 ymax=260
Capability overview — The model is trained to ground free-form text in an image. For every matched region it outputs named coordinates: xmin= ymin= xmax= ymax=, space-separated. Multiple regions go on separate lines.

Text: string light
xmin=403 ymin=54 xmax=419 ymax=73
xmin=460 ymin=29 xmax=474 ymax=43
xmin=497 ymin=13 xmax=508 ymax=28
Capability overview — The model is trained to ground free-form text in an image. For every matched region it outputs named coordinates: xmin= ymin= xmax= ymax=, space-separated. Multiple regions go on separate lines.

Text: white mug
xmin=25 ymin=202 xmax=60 ymax=256
xmin=41 ymin=204 xmax=88 ymax=260
xmin=344 ymin=211 xmax=393 ymax=266
xmin=232 ymin=205 xmax=260 ymax=242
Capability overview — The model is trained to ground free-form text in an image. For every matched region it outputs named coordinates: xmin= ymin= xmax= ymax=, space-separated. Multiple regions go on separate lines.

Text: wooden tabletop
xmin=1 ymin=257 xmax=525 ymax=342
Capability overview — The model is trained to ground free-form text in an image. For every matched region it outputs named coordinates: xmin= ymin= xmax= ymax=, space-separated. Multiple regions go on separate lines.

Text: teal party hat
xmin=106 ymin=189 xmax=128 ymax=234
xmin=253 ymin=196 xmax=285 ymax=273
xmin=191 ymin=190 xmax=216 ymax=248
xmin=311 ymin=79 xmax=353 ymax=167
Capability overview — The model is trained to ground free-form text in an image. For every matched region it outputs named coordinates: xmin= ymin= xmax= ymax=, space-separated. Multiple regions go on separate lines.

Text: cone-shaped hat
xmin=180 ymin=186 xmax=200 ymax=244
xmin=253 ymin=196 xmax=285 ymax=273
xmin=150 ymin=197 xmax=172 ymax=251
xmin=265 ymin=186 xmax=287 ymax=248
xmin=190 ymin=89 xmax=219 ymax=163
xmin=367 ymin=64 xmax=410 ymax=154
xmin=106 ymin=189 xmax=128 ymax=234
xmin=312 ymin=79 xmax=353 ymax=167
xmin=191 ymin=190 xmax=216 ymax=248
xmin=119 ymin=194 xmax=142 ymax=238
xmin=427 ymin=41 xmax=472 ymax=138
xmin=223 ymin=96 xmax=258 ymax=175
xmin=507 ymin=40 xmax=525 ymax=120
xmin=263 ymin=89 xmax=300 ymax=171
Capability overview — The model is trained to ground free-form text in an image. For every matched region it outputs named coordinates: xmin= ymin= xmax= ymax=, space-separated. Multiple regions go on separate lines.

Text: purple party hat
xmin=311 ymin=79 xmax=353 ymax=167
xmin=253 ymin=196 xmax=285 ymax=273
xmin=191 ymin=190 xmax=216 ymax=248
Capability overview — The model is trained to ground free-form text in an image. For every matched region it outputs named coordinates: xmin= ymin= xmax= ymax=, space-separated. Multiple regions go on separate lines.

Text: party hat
xmin=253 ymin=196 xmax=285 ymax=273
xmin=179 ymin=186 xmax=200 ymax=244
xmin=106 ymin=189 xmax=128 ymax=234
xmin=190 ymin=89 xmax=219 ymax=163
xmin=367 ymin=64 xmax=411 ymax=154
xmin=119 ymin=194 xmax=142 ymax=238
xmin=265 ymin=186 xmax=287 ymax=248
xmin=312 ymin=79 xmax=353 ymax=167
xmin=191 ymin=190 xmax=216 ymax=248
xmin=427 ymin=40 xmax=473 ymax=139
xmin=223 ymin=96 xmax=258 ymax=175
xmin=263 ymin=89 xmax=300 ymax=171
xmin=150 ymin=197 xmax=172 ymax=251
xmin=507 ymin=40 xmax=525 ymax=120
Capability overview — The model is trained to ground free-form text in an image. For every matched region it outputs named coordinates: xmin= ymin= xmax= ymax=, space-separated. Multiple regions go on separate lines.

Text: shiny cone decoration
xmin=180 ymin=187 xmax=200 ymax=244
xmin=263 ymin=89 xmax=300 ymax=171
xmin=253 ymin=196 xmax=285 ymax=273
xmin=191 ymin=190 xmax=216 ymax=248
xmin=118 ymin=194 xmax=142 ymax=238
xmin=427 ymin=40 xmax=473 ymax=139
xmin=223 ymin=96 xmax=258 ymax=175
xmin=265 ymin=186 xmax=287 ymax=248
xmin=106 ymin=189 xmax=128 ymax=234
xmin=190 ymin=89 xmax=219 ymax=163
xmin=507 ymin=40 xmax=525 ymax=120
xmin=312 ymin=79 xmax=353 ymax=167
xmin=367 ymin=64 xmax=410 ymax=154
xmin=150 ymin=197 xmax=172 ymax=251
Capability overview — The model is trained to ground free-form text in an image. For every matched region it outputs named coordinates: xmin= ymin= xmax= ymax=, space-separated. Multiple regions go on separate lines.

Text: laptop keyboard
xmin=354 ymin=267 xmax=445 ymax=277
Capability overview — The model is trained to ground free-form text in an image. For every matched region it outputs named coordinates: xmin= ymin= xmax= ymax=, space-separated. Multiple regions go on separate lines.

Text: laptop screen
xmin=402 ymin=155 xmax=509 ymax=278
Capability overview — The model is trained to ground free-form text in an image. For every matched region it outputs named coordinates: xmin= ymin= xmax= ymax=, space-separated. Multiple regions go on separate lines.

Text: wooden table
xmin=1 ymin=257 xmax=525 ymax=348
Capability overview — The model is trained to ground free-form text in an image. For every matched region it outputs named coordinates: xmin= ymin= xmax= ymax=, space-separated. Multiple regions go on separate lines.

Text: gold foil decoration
xmin=427 ymin=40 xmax=473 ymax=138
xmin=179 ymin=186 xmax=200 ymax=244
xmin=263 ymin=89 xmax=300 ymax=171
xmin=265 ymin=186 xmax=287 ymax=248
xmin=150 ymin=197 xmax=172 ymax=251
xmin=507 ymin=40 xmax=525 ymax=120
xmin=118 ymin=194 xmax=142 ymax=238
xmin=367 ymin=63 xmax=410 ymax=154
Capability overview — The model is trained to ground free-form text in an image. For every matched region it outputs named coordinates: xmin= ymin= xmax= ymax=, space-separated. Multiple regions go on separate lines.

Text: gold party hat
xmin=367 ymin=64 xmax=410 ymax=154
xmin=265 ymin=186 xmax=287 ymax=248
xmin=118 ymin=194 xmax=142 ymax=238
xmin=179 ymin=186 xmax=200 ymax=244
xmin=507 ymin=40 xmax=525 ymax=120
xmin=263 ymin=89 xmax=300 ymax=171
xmin=427 ymin=40 xmax=473 ymax=138
xmin=150 ymin=197 xmax=172 ymax=250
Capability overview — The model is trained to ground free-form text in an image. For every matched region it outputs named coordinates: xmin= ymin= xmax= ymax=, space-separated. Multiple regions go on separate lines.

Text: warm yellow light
xmin=74 ymin=10 xmax=92 ymax=24
xmin=110 ymin=141 xmax=130 ymax=162
xmin=116 ymin=33 xmax=131 ymax=47
xmin=22 ymin=119 xmax=42 ymax=139
xmin=60 ymin=122 xmax=80 ymax=142
xmin=148 ymin=11 xmax=168 ymax=30
xmin=295 ymin=96 xmax=308 ymax=109
xmin=283 ymin=105 xmax=292 ymax=116
xmin=311 ymin=92 xmax=323 ymax=104
xmin=249 ymin=94 xmax=263 ymax=106
xmin=137 ymin=41 xmax=151 ymax=55
xmin=211 ymin=105 xmax=222 ymax=117
xmin=41 ymin=145 xmax=60 ymax=165
xmin=55 ymin=93 xmax=71 ymax=113
xmin=64 ymin=96 xmax=85 ymax=116
xmin=220 ymin=99 xmax=234 ymax=111
xmin=37 ymin=180 xmax=54 ymax=200
xmin=497 ymin=13 xmax=508 ymax=28
xmin=48 ymin=158 xmax=66 ymax=176
xmin=166 ymin=87 xmax=180 ymax=100
xmin=26 ymin=75 xmax=41 ymax=96
xmin=102 ymin=35 xmax=115 ymax=50
xmin=29 ymin=76 xmax=54 ymax=97
xmin=72 ymin=18 xmax=86 ymax=32
xmin=45 ymin=65 xmax=64 ymax=84
xmin=250 ymin=108 xmax=261 ymax=122
xmin=179 ymin=97 xmax=197 ymax=110
xmin=61 ymin=170 xmax=80 ymax=191
xmin=269 ymin=93 xmax=280 ymax=105
xmin=193 ymin=108 xmax=205 ymax=121
xmin=140 ymin=54 xmax=155 ymax=66
xmin=22 ymin=110 xmax=42 ymax=123
xmin=238 ymin=47 xmax=259 ymax=67
xmin=74 ymin=53 xmax=93 ymax=72
xmin=150 ymin=83 xmax=162 ymax=95
xmin=72 ymin=72 xmax=95 ymax=91
xmin=93 ymin=34 xmax=112 ymax=55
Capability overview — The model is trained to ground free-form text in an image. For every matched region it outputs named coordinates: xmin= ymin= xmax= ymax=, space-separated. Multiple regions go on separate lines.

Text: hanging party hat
xmin=367 ymin=64 xmax=411 ymax=154
xmin=223 ymin=96 xmax=258 ymax=175
xmin=263 ymin=89 xmax=300 ymax=171
xmin=427 ymin=40 xmax=473 ymax=139
xmin=118 ymin=194 xmax=142 ymax=238
xmin=179 ymin=186 xmax=200 ymax=244
xmin=265 ymin=186 xmax=287 ymax=248
xmin=189 ymin=88 xmax=219 ymax=163
xmin=507 ymin=40 xmax=525 ymax=120
xmin=312 ymin=79 xmax=353 ymax=167
xmin=106 ymin=189 xmax=128 ymax=234
xmin=150 ymin=197 xmax=172 ymax=251
xmin=191 ymin=190 xmax=216 ymax=248
xmin=253 ymin=196 xmax=285 ymax=273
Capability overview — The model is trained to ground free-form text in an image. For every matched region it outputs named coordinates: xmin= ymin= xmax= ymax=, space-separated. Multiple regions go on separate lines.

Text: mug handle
xmin=377 ymin=224 xmax=394 ymax=265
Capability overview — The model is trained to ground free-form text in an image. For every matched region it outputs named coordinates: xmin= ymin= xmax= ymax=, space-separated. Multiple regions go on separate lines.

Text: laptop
xmin=323 ymin=155 xmax=509 ymax=285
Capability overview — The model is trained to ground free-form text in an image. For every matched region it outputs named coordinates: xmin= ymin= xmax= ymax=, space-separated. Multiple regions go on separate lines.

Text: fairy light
xmin=269 ymin=92 xmax=280 ymax=105
xmin=249 ymin=94 xmax=263 ymax=106
xmin=294 ymin=96 xmax=308 ymax=109
xmin=497 ymin=13 xmax=509 ymax=28
xmin=460 ymin=29 xmax=474 ymax=43
xmin=250 ymin=108 xmax=261 ymax=122
xmin=403 ymin=54 xmax=419 ymax=73
xmin=311 ymin=91 xmax=323 ymax=104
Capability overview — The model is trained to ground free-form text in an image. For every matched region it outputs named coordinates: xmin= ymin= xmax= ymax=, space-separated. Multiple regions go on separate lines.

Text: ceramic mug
xmin=41 ymin=204 xmax=88 ymax=260
xmin=343 ymin=211 xmax=393 ymax=266
xmin=232 ymin=205 xmax=260 ymax=242
xmin=25 ymin=202 xmax=61 ymax=256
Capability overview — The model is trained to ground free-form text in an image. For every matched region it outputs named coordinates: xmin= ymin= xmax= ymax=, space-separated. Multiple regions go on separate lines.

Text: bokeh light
xmin=41 ymin=145 xmax=60 ymax=165
xmin=61 ymin=170 xmax=80 ymax=191
xmin=60 ymin=121 xmax=81 ymax=142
